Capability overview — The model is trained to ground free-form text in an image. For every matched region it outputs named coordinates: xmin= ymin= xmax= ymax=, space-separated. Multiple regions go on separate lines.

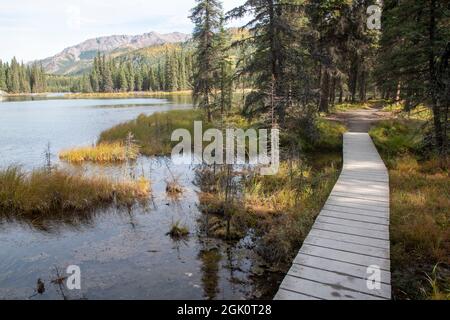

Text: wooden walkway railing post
xmin=274 ymin=133 xmax=391 ymax=300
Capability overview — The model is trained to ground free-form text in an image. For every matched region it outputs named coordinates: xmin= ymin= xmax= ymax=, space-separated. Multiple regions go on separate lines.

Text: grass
xmin=166 ymin=180 xmax=183 ymax=196
xmin=370 ymin=119 xmax=449 ymax=300
xmin=382 ymin=103 xmax=433 ymax=121
xmin=241 ymin=156 xmax=341 ymax=264
xmin=99 ymin=109 xmax=204 ymax=156
xmin=167 ymin=221 xmax=190 ymax=240
xmin=285 ymin=117 xmax=347 ymax=152
xmin=370 ymin=119 xmax=425 ymax=159
xmin=59 ymin=142 xmax=139 ymax=164
xmin=196 ymin=117 xmax=344 ymax=265
xmin=332 ymin=102 xmax=373 ymax=112
xmin=0 ymin=166 xmax=150 ymax=217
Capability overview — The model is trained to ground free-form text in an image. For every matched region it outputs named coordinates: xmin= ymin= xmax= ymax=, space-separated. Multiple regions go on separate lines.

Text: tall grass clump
xmin=196 ymin=154 xmax=342 ymax=265
xmin=370 ymin=119 xmax=449 ymax=300
xmin=0 ymin=166 xmax=150 ymax=217
xmin=99 ymin=109 xmax=204 ymax=156
xmin=59 ymin=142 xmax=139 ymax=164
xmin=167 ymin=221 xmax=190 ymax=240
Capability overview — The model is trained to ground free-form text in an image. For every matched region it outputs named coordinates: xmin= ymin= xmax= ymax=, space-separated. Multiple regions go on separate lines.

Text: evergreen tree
xmin=0 ymin=60 xmax=7 ymax=91
xmin=216 ymin=20 xmax=234 ymax=114
xmin=90 ymin=68 xmax=100 ymax=92
xmin=377 ymin=0 xmax=450 ymax=154
xmin=7 ymin=58 xmax=21 ymax=93
xmin=118 ymin=65 xmax=128 ymax=92
xmin=190 ymin=0 xmax=223 ymax=121
xmin=227 ymin=0 xmax=307 ymax=125
xmin=103 ymin=60 xmax=114 ymax=92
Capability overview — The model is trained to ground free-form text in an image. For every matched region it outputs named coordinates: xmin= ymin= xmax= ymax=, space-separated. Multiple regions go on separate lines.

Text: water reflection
xmin=199 ymin=247 xmax=222 ymax=299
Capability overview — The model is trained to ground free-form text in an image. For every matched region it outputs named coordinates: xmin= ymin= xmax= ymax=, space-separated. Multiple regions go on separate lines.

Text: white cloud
xmin=66 ymin=5 xmax=82 ymax=30
xmin=0 ymin=0 xmax=247 ymax=62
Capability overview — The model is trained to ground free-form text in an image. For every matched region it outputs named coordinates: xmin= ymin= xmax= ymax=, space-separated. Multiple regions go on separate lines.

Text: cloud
xmin=66 ymin=5 xmax=82 ymax=30
xmin=0 ymin=0 xmax=248 ymax=62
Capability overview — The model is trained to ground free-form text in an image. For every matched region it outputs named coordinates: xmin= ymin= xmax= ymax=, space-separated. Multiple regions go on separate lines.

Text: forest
xmin=0 ymin=0 xmax=448 ymax=300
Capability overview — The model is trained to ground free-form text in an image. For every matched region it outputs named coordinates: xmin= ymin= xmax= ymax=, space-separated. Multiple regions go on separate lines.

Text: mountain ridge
xmin=39 ymin=31 xmax=190 ymax=75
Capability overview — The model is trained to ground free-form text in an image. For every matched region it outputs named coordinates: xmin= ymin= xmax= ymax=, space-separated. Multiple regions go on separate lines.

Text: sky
xmin=0 ymin=0 xmax=246 ymax=63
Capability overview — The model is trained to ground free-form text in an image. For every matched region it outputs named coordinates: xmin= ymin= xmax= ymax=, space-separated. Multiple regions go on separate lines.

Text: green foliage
xmin=0 ymin=58 xmax=47 ymax=94
xmin=98 ymin=109 xmax=204 ymax=156
xmin=376 ymin=0 xmax=450 ymax=154
xmin=190 ymin=0 xmax=224 ymax=121
xmin=369 ymin=120 xmax=424 ymax=159
xmin=85 ymin=47 xmax=194 ymax=93
xmin=371 ymin=119 xmax=449 ymax=300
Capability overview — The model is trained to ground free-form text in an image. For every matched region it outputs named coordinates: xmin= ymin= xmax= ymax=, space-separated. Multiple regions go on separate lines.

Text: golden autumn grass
xmin=0 ymin=166 xmax=150 ymax=217
xmin=59 ymin=142 xmax=139 ymax=164
xmin=196 ymin=118 xmax=345 ymax=264
xmin=370 ymin=119 xmax=450 ymax=300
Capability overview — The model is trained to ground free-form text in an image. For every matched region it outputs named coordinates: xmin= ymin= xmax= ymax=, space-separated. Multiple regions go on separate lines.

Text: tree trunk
xmin=428 ymin=0 xmax=444 ymax=153
xmin=330 ymin=74 xmax=336 ymax=106
xmin=319 ymin=70 xmax=330 ymax=113
xmin=359 ymin=70 xmax=367 ymax=102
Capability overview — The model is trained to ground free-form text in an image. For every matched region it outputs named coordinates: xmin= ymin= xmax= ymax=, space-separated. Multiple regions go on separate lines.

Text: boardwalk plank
xmin=275 ymin=133 xmax=391 ymax=300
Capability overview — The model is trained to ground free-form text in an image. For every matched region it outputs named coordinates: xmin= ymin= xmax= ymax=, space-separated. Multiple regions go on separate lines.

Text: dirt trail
xmin=326 ymin=106 xmax=391 ymax=133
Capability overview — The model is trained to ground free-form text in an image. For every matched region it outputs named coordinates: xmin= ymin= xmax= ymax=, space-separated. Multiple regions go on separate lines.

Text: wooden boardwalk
xmin=275 ymin=133 xmax=391 ymax=300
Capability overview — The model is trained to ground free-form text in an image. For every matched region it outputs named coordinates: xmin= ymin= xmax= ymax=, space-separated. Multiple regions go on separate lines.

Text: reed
xmin=59 ymin=142 xmax=139 ymax=163
xmin=167 ymin=221 xmax=189 ymax=240
xmin=0 ymin=166 xmax=150 ymax=216
xmin=99 ymin=109 xmax=204 ymax=156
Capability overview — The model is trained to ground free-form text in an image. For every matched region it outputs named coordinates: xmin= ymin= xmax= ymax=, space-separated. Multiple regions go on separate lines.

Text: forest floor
xmin=326 ymin=102 xmax=392 ymax=132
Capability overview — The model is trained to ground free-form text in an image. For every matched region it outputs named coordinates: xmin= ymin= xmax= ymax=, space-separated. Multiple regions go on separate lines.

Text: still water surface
xmin=0 ymin=96 xmax=278 ymax=300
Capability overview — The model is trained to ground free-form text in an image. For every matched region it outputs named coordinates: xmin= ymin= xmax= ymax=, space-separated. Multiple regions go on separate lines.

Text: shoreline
xmin=0 ymin=90 xmax=193 ymax=100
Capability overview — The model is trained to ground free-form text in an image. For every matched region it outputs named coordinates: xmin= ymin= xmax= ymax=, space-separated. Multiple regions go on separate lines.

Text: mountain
xmin=39 ymin=32 xmax=190 ymax=75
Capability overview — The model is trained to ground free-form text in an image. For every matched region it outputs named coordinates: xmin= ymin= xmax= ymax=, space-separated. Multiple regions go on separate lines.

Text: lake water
xmin=0 ymin=97 xmax=192 ymax=169
xmin=0 ymin=96 xmax=280 ymax=300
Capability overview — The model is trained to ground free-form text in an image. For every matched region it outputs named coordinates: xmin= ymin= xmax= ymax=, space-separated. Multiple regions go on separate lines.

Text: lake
xmin=0 ymin=97 xmax=192 ymax=169
xmin=0 ymin=96 xmax=280 ymax=300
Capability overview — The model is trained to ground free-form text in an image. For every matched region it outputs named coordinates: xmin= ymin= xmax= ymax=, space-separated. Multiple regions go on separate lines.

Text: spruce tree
xmin=227 ymin=0 xmax=307 ymax=125
xmin=190 ymin=0 xmax=223 ymax=121
xmin=377 ymin=0 xmax=450 ymax=154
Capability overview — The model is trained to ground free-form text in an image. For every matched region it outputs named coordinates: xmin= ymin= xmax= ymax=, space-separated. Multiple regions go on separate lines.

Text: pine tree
xmin=377 ymin=0 xmax=450 ymax=154
xmin=103 ymin=62 xmax=114 ymax=92
xmin=216 ymin=20 xmax=234 ymax=114
xmin=90 ymin=68 xmax=100 ymax=92
xmin=7 ymin=58 xmax=21 ymax=93
xmin=190 ymin=0 xmax=223 ymax=121
xmin=227 ymin=0 xmax=307 ymax=125
xmin=0 ymin=60 xmax=7 ymax=91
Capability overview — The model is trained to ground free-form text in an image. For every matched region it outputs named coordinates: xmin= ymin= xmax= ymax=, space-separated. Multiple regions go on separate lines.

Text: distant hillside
xmin=39 ymin=32 xmax=190 ymax=75
xmin=113 ymin=42 xmax=194 ymax=66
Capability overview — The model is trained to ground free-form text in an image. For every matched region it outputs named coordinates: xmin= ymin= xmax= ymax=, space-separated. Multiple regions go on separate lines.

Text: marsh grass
xmin=99 ymin=109 xmax=204 ymax=156
xmin=241 ymin=157 xmax=341 ymax=264
xmin=370 ymin=119 xmax=449 ymax=300
xmin=0 ymin=166 xmax=150 ymax=217
xmin=59 ymin=142 xmax=139 ymax=164
xmin=196 ymin=154 xmax=341 ymax=264
xmin=167 ymin=221 xmax=190 ymax=240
